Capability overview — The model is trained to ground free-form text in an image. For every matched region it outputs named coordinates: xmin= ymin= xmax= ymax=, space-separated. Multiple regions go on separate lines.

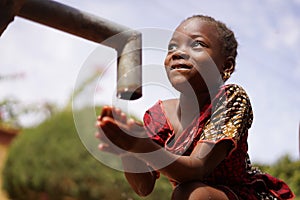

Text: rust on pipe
xmin=17 ymin=0 xmax=142 ymax=100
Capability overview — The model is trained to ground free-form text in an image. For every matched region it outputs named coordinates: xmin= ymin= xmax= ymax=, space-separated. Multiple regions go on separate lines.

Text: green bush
xmin=2 ymin=108 xmax=172 ymax=200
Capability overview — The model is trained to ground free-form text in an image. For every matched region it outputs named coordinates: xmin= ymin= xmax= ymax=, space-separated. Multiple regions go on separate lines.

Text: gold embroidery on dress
xmin=201 ymin=85 xmax=253 ymax=142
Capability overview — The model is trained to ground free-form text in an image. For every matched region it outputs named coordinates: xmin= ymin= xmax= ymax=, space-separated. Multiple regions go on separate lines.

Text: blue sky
xmin=0 ymin=0 xmax=299 ymax=164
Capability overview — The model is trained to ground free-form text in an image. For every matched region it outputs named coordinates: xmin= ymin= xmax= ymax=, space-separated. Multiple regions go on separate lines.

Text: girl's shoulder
xmin=224 ymin=84 xmax=247 ymax=93
xmin=222 ymin=84 xmax=251 ymax=101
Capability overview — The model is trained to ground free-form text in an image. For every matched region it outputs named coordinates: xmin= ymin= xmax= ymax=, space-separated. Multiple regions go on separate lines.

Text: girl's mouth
xmin=170 ymin=64 xmax=193 ymax=70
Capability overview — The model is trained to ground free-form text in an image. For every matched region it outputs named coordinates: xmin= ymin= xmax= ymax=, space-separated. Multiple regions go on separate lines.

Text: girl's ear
xmin=223 ymin=56 xmax=235 ymax=74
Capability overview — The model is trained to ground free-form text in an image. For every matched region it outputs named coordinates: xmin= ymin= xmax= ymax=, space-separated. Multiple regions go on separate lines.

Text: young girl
xmin=96 ymin=15 xmax=295 ymax=200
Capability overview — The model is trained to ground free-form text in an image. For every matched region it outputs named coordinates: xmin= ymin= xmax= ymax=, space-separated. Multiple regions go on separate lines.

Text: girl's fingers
xmin=126 ymin=118 xmax=147 ymax=138
xmin=98 ymin=106 xmax=128 ymax=124
xmin=95 ymin=120 xmax=101 ymax=128
xmin=112 ymin=107 xmax=122 ymax=121
xmin=98 ymin=142 xmax=127 ymax=155
xmin=96 ymin=112 xmax=147 ymax=152
xmin=127 ymin=118 xmax=144 ymax=131
xmin=120 ymin=112 xmax=127 ymax=123
xmin=127 ymin=118 xmax=136 ymax=127
xmin=98 ymin=143 xmax=117 ymax=154
xmin=98 ymin=143 xmax=107 ymax=150
xmin=95 ymin=131 xmax=100 ymax=138
xmin=112 ymin=107 xmax=128 ymax=123
xmin=99 ymin=106 xmax=113 ymax=120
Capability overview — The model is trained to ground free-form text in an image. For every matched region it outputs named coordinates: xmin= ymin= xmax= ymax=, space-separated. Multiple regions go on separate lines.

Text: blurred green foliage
xmin=2 ymin=108 xmax=172 ymax=200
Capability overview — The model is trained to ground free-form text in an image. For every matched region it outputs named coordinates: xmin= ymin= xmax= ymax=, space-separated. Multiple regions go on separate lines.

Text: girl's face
xmin=164 ymin=18 xmax=227 ymax=94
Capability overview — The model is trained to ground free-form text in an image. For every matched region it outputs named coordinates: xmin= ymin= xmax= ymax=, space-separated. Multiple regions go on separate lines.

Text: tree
xmin=0 ymin=72 xmax=56 ymax=133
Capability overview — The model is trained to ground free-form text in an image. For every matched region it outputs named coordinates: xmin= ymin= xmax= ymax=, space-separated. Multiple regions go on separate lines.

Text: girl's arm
xmin=98 ymin=110 xmax=232 ymax=184
xmin=96 ymin=106 xmax=157 ymax=196
xmin=121 ymin=155 xmax=157 ymax=196
xmin=132 ymin=134 xmax=232 ymax=183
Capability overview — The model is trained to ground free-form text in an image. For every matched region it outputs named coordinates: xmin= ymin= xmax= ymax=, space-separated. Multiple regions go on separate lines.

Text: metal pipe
xmin=13 ymin=0 xmax=143 ymax=100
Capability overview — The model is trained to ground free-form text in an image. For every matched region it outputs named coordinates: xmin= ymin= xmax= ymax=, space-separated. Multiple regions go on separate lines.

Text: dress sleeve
xmin=143 ymin=101 xmax=171 ymax=147
xmin=200 ymin=84 xmax=253 ymax=153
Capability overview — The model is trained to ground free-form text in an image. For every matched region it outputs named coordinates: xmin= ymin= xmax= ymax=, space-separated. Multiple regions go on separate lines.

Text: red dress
xmin=143 ymin=84 xmax=295 ymax=200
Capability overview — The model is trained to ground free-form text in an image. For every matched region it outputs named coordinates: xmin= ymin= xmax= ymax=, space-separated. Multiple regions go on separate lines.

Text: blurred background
xmin=0 ymin=0 xmax=299 ymax=199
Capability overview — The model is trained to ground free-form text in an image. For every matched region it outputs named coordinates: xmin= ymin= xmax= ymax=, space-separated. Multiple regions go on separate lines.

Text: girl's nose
xmin=172 ymin=50 xmax=190 ymax=60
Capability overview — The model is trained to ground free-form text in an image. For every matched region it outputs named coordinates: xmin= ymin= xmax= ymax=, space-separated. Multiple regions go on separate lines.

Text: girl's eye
xmin=168 ymin=43 xmax=178 ymax=52
xmin=192 ymin=40 xmax=208 ymax=48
